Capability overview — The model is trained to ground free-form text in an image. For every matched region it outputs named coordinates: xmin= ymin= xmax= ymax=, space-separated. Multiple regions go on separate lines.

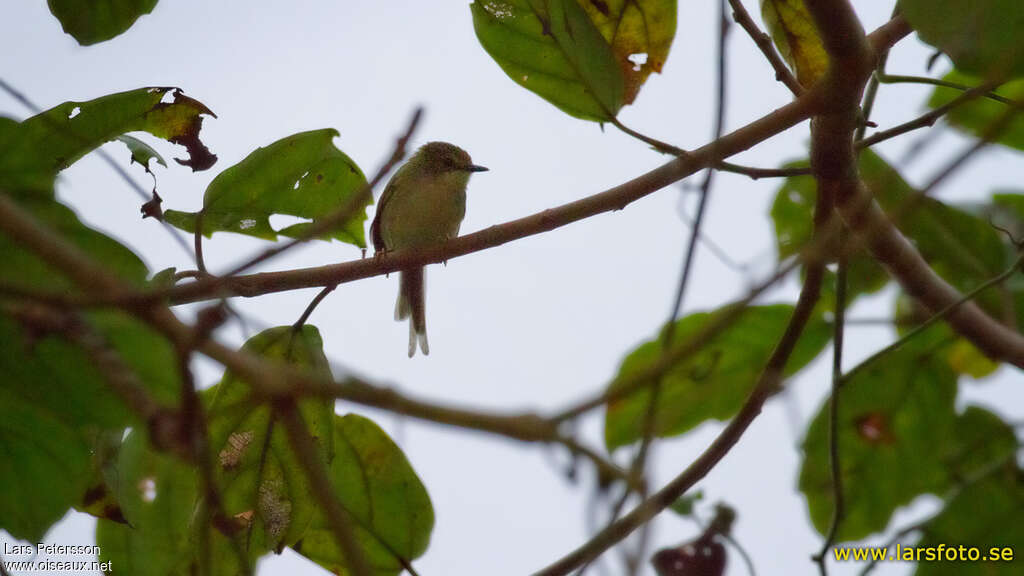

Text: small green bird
xmin=370 ymin=142 xmax=488 ymax=357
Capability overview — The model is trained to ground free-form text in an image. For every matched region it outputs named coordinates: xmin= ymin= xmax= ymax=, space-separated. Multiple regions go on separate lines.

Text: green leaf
xmin=928 ymin=71 xmax=1024 ymax=152
xmin=0 ymin=388 xmax=91 ymax=541
xmin=0 ymin=86 xmax=215 ymax=195
xmin=164 ymin=129 xmax=369 ymax=248
xmin=900 ymin=0 xmax=1024 ymax=79
xmin=294 ymin=414 xmax=435 ymax=576
xmin=206 ymin=326 xmax=335 ymax=556
xmin=761 ymin=0 xmax=828 ymax=87
xmin=799 ymin=327 xmax=959 ymax=542
xmin=470 ymin=0 xmax=627 ymax=121
xmin=47 ymin=0 xmax=159 ymax=46
xmin=117 ymin=134 xmax=167 ymax=175
xmin=96 ymin=430 xmax=203 ymax=576
xmin=603 ymin=304 xmax=831 ymax=450
xmin=575 ymin=0 xmax=677 ymax=104
xmin=912 ymin=467 xmax=1024 ymax=574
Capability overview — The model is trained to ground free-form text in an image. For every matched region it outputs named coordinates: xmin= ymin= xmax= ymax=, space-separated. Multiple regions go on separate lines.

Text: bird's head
xmin=414 ymin=141 xmax=488 ymax=175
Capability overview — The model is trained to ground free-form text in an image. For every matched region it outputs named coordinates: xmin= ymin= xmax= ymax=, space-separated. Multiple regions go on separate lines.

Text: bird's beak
xmin=467 ymin=164 xmax=489 ymax=172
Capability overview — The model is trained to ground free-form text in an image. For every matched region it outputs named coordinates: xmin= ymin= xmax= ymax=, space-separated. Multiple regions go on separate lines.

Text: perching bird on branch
xmin=370 ymin=142 xmax=488 ymax=357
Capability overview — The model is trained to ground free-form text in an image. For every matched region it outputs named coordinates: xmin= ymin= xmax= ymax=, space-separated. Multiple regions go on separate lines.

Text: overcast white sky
xmin=2 ymin=2 xmax=1022 ymax=575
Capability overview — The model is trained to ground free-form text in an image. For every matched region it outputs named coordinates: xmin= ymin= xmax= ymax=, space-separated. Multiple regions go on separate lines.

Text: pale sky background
xmin=1 ymin=2 xmax=1022 ymax=575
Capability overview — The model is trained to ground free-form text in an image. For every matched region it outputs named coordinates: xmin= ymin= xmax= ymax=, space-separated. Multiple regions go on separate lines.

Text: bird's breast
xmin=380 ymin=174 xmax=468 ymax=250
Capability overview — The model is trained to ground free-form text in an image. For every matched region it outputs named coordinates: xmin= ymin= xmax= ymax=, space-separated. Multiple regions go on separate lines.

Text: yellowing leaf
xmin=761 ymin=0 xmax=827 ymax=87
xmin=577 ymin=0 xmax=677 ymax=104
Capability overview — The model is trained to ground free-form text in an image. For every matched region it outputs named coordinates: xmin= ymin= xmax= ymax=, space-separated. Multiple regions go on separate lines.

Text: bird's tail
xmin=396 ymin=268 xmax=429 ymax=357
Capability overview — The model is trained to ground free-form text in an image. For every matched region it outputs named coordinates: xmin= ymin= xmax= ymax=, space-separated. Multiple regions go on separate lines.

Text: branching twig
xmin=878 ymin=73 xmax=1013 ymax=105
xmin=293 ymin=284 xmax=338 ymax=331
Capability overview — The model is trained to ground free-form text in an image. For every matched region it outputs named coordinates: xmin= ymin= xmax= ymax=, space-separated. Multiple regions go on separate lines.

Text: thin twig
xmin=814 ymin=228 xmax=847 ymax=575
xmin=293 ymin=284 xmax=338 ymax=331
xmin=727 ymin=0 xmax=805 ymax=96
xmin=858 ymin=78 xmax=1008 ymax=149
xmin=878 ymin=74 xmax=1013 ymax=105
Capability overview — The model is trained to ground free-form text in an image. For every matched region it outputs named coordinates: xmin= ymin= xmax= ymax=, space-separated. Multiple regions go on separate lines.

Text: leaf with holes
xmin=799 ymin=327 xmax=959 ymax=542
xmin=47 ymin=0 xmax=159 ymax=46
xmin=576 ymin=0 xmax=677 ymax=104
xmin=293 ymin=413 xmax=435 ymax=576
xmin=603 ymin=304 xmax=831 ymax=451
xmin=928 ymin=71 xmax=1024 ymax=152
xmin=761 ymin=0 xmax=827 ymax=87
xmin=205 ymin=326 xmax=336 ymax=556
xmin=0 ymin=87 xmax=215 ymax=195
xmin=901 ymin=0 xmax=1024 ymax=79
xmin=471 ymin=0 xmax=626 ymax=121
xmin=164 ymin=129 xmax=369 ymax=247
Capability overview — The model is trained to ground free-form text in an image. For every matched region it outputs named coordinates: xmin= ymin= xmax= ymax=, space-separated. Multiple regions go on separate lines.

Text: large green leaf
xmin=164 ymin=129 xmax=369 ymax=248
xmin=206 ymin=326 xmax=335 ymax=556
xmin=603 ymin=304 xmax=831 ymax=450
xmin=928 ymin=71 xmax=1024 ymax=152
xmin=47 ymin=0 xmax=159 ymax=46
xmin=900 ymin=0 xmax=1024 ymax=79
xmin=761 ymin=0 xmax=827 ymax=87
xmin=800 ymin=327 xmax=959 ymax=542
xmin=470 ymin=0 xmax=628 ymax=121
xmin=293 ymin=414 xmax=435 ymax=576
xmin=0 ymin=388 xmax=91 ymax=542
xmin=0 ymin=87 xmax=215 ymax=195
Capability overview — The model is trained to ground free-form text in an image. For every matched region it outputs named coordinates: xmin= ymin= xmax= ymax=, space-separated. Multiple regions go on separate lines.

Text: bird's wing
xmin=371 ymin=163 xmax=410 ymax=252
